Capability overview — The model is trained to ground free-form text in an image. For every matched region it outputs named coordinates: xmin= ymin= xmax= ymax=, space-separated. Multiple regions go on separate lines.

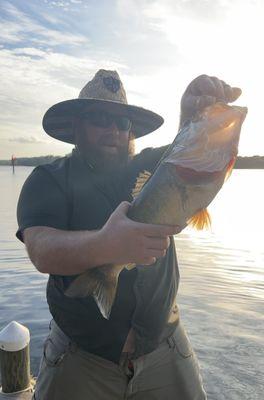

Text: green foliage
xmin=0 ymin=155 xmax=264 ymax=168
xmin=0 ymin=155 xmax=61 ymax=166
xmin=234 ymin=156 xmax=264 ymax=169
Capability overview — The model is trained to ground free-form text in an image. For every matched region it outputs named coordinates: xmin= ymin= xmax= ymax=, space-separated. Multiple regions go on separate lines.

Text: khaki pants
xmin=33 ymin=320 xmax=207 ymax=400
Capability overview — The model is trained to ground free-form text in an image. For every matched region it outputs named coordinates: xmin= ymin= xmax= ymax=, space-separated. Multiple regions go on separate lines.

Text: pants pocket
xmin=34 ymin=323 xmax=71 ymax=399
xmin=172 ymin=322 xmax=193 ymax=358
xmin=43 ymin=337 xmax=67 ymax=366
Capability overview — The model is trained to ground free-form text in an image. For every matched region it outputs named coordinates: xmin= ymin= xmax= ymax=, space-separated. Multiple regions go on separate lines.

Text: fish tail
xmin=187 ymin=208 xmax=211 ymax=230
xmin=65 ymin=266 xmax=121 ymax=319
xmin=125 ymin=262 xmax=135 ymax=270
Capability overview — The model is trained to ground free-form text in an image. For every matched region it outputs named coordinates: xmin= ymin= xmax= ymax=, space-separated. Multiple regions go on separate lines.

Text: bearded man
xmin=16 ymin=70 xmax=241 ymax=400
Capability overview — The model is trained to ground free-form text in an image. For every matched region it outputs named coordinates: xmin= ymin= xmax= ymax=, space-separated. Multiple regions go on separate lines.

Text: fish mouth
xmin=163 ymin=162 xmax=226 ymax=186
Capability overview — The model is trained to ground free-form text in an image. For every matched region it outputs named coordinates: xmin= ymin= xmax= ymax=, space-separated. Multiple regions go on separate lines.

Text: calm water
xmin=0 ymin=166 xmax=263 ymax=399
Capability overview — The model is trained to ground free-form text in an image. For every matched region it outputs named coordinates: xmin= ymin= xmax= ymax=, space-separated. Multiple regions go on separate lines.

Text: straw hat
xmin=43 ymin=69 xmax=164 ymax=144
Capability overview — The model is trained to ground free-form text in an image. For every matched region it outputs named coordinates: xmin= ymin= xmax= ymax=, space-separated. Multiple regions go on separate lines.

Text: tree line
xmin=0 ymin=155 xmax=60 ymax=166
xmin=0 ymin=155 xmax=264 ymax=168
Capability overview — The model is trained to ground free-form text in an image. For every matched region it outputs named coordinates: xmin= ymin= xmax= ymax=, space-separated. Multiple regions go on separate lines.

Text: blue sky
xmin=0 ymin=0 xmax=263 ymax=158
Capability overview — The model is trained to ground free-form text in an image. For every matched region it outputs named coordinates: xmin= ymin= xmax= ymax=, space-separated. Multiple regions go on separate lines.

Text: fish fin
xmin=65 ymin=266 xmax=121 ymax=319
xmin=65 ymin=270 xmax=95 ymax=298
xmin=131 ymin=170 xmax=152 ymax=199
xmin=224 ymin=156 xmax=236 ymax=181
xmin=125 ymin=263 xmax=136 ymax=270
xmin=187 ymin=208 xmax=211 ymax=230
xmin=92 ymin=277 xmax=119 ymax=319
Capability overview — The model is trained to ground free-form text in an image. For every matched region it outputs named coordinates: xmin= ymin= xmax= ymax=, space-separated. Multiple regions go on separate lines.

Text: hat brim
xmin=42 ymin=99 xmax=164 ymax=144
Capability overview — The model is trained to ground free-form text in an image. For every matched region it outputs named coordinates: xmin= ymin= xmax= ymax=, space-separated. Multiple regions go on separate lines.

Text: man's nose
xmin=108 ymin=121 xmax=120 ymax=134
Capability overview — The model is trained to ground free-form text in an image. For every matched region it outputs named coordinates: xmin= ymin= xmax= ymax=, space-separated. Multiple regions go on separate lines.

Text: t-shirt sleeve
xmin=121 ymin=145 xmax=170 ymax=201
xmin=16 ymin=166 xmax=69 ymax=242
xmin=132 ymin=145 xmax=170 ymax=174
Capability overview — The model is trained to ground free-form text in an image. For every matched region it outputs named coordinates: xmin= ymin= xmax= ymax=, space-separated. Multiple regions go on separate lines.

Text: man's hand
xmin=100 ymin=201 xmax=182 ymax=266
xmin=179 ymin=74 xmax=242 ymax=128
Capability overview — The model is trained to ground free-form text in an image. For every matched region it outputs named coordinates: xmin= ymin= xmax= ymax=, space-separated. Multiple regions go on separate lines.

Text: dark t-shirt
xmin=17 ymin=147 xmax=168 ymax=239
xmin=16 ymin=146 xmax=180 ymax=363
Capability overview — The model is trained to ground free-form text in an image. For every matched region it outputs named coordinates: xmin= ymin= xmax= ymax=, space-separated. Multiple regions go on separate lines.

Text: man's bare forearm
xmin=23 ymin=226 xmax=107 ymax=275
xmin=23 ymin=202 xmax=181 ymax=277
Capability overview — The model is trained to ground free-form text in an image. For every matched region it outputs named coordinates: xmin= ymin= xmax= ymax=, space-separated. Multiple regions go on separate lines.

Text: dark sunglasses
xmin=80 ymin=110 xmax=132 ymax=131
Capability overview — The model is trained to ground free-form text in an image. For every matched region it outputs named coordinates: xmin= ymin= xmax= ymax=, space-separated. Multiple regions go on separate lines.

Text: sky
xmin=0 ymin=0 xmax=263 ymax=159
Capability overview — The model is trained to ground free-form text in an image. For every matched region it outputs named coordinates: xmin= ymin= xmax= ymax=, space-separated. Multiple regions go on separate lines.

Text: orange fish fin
xmin=65 ymin=266 xmax=123 ymax=319
xmin=132 ymin=170 xmax=152 ymax=199
xmin=125 ymin=263 xmax=136 ymax=270
xmin=225 ymin=156 xmax=236 ymax=182
xmin=187 ymin=208 xmax=211 ymax=230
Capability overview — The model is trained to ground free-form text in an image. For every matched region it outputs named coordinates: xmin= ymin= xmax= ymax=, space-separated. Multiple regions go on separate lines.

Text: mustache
xmin=98 ymin=135 xmax=123 ymax=147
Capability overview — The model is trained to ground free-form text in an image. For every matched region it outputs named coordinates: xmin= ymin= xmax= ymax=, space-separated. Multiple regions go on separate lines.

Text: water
xmin=0 ymin=166 xmax=263 ymax=399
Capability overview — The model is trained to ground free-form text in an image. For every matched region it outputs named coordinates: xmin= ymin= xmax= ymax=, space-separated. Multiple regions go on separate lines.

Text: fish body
xmin=66 ymin=103 xmax=247 ymax=318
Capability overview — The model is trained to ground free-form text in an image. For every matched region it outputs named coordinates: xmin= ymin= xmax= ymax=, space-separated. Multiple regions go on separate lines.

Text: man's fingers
xmin=141 ymin=223 xmax=181 ymax=237
xmin=142 ymin=257 xmax=157 ymax=266
xmin=147 ymin=249 xmax=167 ymax=258
xmin=145 ymin=237 xmax=170 ymax=250
xmin=221 ymin=81 xmax=233 ymax=102
xmin=220 ymin=81 xmax=242 ymax=102
xmin=180 ymin=74 xmax=243 ymax=129
xmin=188 ymin=75 xmax=216 ymax=97
xmin=196 ymin=95 xmax=216 ymax=110
xmin=210 ymin=76 xmax=225 ymax=101
xmin=229 ymin=87 xmax=242 ymax=102
xmin=181 ymin=94 xmax=216 ymax=115
xmin=185 ymin=74 xmax=242 ymax=103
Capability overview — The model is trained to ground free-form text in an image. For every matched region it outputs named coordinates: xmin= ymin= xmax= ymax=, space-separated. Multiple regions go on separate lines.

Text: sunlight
xmin=141 ymin=1 xmax=264 ymax=156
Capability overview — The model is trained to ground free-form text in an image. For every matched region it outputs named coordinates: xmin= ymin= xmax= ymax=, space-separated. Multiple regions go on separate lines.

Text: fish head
xmin=161 ymin=103 xmax=247 ymax=230
xmin=163 ymin=102 xmax=247 ymax=181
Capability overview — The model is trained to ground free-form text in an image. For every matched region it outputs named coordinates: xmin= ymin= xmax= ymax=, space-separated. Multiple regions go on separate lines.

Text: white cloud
xmin=8 ymin=136 xmax=47 ymax=144
xmin=116 ymin=0 xmax=141 ymax=18
xmin=46 ymin=1 xmax=70 ymax=8
xmin=12 ymin=47 xmax=47 ymax=57
xmin=0 ymin=45 xmax=129 ymax=157
xmin=0 ymin=1 xmax=88 ymax=47
xmin=0 ymin=0 xmax=263 ymax=158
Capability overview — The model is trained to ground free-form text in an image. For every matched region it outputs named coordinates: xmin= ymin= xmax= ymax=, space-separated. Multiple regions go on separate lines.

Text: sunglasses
xmin=81 ymin=110 xmax=132 ymax=131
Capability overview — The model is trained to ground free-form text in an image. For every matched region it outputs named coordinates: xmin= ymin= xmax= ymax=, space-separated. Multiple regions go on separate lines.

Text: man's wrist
xmin=83 ymin=228 xmax=111 ymax=268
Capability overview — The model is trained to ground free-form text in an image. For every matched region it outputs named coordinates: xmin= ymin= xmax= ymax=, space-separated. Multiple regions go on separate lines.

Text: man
xmin=16 ymin=70 xmax=241 ymax=400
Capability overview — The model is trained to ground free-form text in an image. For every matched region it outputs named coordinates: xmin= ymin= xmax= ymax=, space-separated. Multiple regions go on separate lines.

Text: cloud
xmin=0 ymin=44 xmax=128 ymax=158
xmin=0 ymin=0 xmax=262 ymax=158
xmin=0 ymin=1 xmax=88 ymax=47
xmin=12 ymin=47 xmax=47 ymax=57
xmin=8 ymin=136 xmax=47 ymax=144
xmin=41 ymin=0 xmax=84 ymax=12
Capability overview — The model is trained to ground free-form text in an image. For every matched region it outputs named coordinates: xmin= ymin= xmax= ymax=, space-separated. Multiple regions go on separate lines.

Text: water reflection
xmin=0 ymin=166 xmax=263 ymax=398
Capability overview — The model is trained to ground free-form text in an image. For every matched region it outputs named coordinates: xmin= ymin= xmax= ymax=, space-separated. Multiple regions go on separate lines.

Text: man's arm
xmin=23 ymin=202 xmax=181 ymax=276
xmin=23 ymin=226 xmax=103 ymax=275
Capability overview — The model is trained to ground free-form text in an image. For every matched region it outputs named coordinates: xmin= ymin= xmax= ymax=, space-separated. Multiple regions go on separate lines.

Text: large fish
xmin=66 ymin=102 xmax=247 ymax=318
